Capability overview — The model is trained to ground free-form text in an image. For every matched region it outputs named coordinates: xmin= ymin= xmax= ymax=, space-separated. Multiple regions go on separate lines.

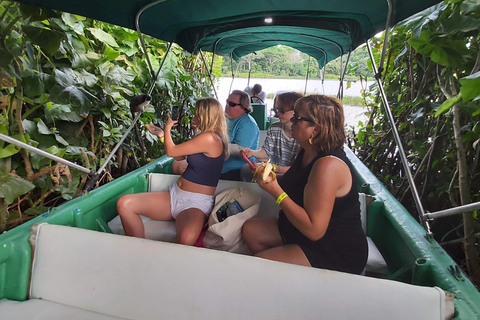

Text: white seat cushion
xmin=0 ymin=299 xmax=125 ymax=320
xmin=28 ymin=224 xmax=451 ymax=320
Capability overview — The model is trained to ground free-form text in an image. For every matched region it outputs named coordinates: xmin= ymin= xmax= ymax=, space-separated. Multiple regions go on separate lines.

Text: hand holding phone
xmin=171 ymin=105 xmax=179 ymax=120
xmin=242 ymin=154 xmax=256 ymax=170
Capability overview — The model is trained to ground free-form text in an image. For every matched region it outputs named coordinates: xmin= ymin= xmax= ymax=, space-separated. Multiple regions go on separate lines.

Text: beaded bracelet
xmin=276 ymin=192 xmax=288 ymax=205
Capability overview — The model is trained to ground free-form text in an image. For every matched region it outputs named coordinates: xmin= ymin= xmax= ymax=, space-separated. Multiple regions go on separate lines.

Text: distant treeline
xmin=220 ymin=45 xmax=374 ymax=79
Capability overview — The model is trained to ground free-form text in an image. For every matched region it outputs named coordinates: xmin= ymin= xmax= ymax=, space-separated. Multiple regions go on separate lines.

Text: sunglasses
xmin=291 ymin=114 xmax=315 ymax=125
xmin=274 ymin=107 xmax=293 ymax=115
xmin=226 ymin=100 xmax=241 ymax=108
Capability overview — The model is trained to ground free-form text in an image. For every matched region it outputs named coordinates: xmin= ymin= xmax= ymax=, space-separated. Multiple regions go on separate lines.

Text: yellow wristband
xmin=276 ymin=192 xmax=288 ymax=206
xmin=160 ymin=136 xmax=164 ymax=143
xmin=272 ymin=164 xmax=276 ymax=172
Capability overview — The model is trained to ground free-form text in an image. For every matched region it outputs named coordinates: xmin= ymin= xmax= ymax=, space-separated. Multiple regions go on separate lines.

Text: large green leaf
xmin=62 ymin=13 xmax=85 ymax=35
xmin=0 ymin=144 xmax=20 ymax=158
xmin=44 ymin=103 xmax=84 ymax=123
xmin=0 ymin=174 xmax=35 ymax=204
xmin=435 ymin=94 xmax=462 ymax=117
xmin=106 ymin=66 xmax=136 ymax=85
xmin=459 ymin=71 xmax=480 ymax=102
xmin=408 ymin=31 xmax=469 ymax=67
xmin=22 ymin=25 xmax=64 ymax=56
xmin=50 ymin=69 xmax=99 ymax=114
xmin=87 ymin=28 xmax=119 ymax=48
xmin=73 ymin=69 xmax=98 ymax=87
xmin=72 ymin=51 xmax=100 ymax=68
xmin=21 ymin=69 xmax=54 ymax=97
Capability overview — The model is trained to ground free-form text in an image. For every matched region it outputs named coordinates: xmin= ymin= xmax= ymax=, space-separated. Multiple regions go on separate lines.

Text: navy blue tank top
xmin=181 ymin=132 xmax=225 ymax=187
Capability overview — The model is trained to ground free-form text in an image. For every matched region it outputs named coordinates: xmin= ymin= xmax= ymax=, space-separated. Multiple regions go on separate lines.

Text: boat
xmin=1 ymin=0 xmax=480 ymax=319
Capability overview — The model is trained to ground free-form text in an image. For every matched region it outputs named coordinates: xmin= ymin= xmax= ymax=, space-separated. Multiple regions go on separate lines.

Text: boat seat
xmin=108 ymin=173 xmax=387 ymax=275
xmin=0 ymin=223 xmax=454 ymax=320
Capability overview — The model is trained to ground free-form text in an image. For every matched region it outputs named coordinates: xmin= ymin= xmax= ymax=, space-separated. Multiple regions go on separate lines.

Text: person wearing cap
xmin=221 ymin=90 xmax=260 ymax=180
xmin=244 ymin=83 xmax=266 ymax=104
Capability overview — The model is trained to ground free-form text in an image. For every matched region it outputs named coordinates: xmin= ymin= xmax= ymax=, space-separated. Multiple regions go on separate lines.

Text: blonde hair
xmin=294 ymin=95 xmax=345 ymax=153
xmin=194 ymin=98 xmax=230 ymax=158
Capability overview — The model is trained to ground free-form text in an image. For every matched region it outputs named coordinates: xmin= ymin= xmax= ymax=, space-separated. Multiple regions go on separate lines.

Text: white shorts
xmin=169 ymin=182 xmax=214 ymax=219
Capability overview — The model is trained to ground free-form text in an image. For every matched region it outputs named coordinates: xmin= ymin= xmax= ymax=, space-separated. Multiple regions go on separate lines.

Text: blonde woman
xmin=117 ymin=98 xmax=229 ymax=245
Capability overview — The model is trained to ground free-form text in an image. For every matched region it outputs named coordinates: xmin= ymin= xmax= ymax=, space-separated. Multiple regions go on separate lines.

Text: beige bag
xmin=203 ymin=187 xmax=261 ymax=254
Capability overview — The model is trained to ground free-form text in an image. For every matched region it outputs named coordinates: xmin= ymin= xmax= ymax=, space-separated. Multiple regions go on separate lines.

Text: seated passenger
xmin=242 ymin=95 xmax=368 ymax=274
xmin=221 ymin=90 xmax=260 ymax=181
xmin=244 ymin=83 xmax=266 ymax=104
xmin=117 ymin=98 xmax=229 ymax=245
xmin=240 ymin=92 xmax=302 ymax=181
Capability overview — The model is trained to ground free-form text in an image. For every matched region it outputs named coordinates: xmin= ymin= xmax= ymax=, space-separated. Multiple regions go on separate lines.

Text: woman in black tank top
xmin=242 ymin=95 xmax=368 ymax=274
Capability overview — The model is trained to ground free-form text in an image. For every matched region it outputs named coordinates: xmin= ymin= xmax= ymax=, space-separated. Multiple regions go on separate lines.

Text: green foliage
xmin=350 ymin=0 xmax=479 ymax=275
xmin=0 ymin=1 xmax=215 ymax=231
xmin=221 ymin=45 xmax=374 ymax=79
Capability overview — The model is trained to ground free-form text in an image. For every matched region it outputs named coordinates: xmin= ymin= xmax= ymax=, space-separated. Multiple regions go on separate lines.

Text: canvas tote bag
xmin=203 ymin=187 xmax=261 ymax=254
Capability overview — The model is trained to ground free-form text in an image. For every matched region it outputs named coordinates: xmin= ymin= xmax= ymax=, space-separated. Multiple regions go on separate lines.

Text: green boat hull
xmin=1 ymin=151 xmax=479 ymax=319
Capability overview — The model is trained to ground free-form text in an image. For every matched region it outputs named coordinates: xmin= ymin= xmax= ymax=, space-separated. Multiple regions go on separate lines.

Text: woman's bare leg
xmin=242 ymin=217 xmax=283 ymax=254
xmin=117 ymin=191 xmax=172 ymax=238
xmin=174 ymin=208 xmax=207 ymax=245
xmin=256 ymin=245 xmax=311 ymax=267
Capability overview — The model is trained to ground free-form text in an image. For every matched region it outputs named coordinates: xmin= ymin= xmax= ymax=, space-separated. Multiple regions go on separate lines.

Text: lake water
xmin=215 ymin=77 xmax=370 ymax=128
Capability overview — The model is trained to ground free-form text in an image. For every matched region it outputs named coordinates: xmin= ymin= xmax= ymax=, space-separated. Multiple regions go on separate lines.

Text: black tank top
xmin=278 ymin=147 xmax=368 ymax=273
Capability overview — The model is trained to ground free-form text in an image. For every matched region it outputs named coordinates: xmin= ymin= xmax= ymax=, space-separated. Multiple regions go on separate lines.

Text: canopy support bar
xmin=377 ymin=0 xmax=393 ymax=77
xmin=366 ymin=41 xmax=432 ymax=236
xmin=304 ymin=56 xmax=311 ymax=95
xmin=199 ymin=50 xmax=218 ymax=100
xmin=134 ymin=0 xmax=169 ymax=81
xmin=426 ymin=201 xmax=480 ymax=220
xmin=337 ymin=51 xmax=351 ymax=99
xmin=0 ymin=133 xmax=91 ymax=174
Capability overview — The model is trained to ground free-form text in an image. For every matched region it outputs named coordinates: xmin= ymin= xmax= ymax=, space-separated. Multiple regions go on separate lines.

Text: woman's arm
xmin=146 ymin=121 xmax=220 ymax=158
xmin=242 ymin=148 xmax=268 ymax=160
xmin=255 ymin=157 xmax=351 ymax=241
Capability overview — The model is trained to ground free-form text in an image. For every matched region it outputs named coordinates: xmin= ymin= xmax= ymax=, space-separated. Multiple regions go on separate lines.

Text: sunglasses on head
xmin=291 ymin=114 xmax=315 ymax=125
xmin=226 ymin=100 xmax=241 ymax=108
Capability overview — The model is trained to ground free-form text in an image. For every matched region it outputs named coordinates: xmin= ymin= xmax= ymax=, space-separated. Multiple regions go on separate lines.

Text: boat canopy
xmin=15 ymin=0 xmax=442 ymax=68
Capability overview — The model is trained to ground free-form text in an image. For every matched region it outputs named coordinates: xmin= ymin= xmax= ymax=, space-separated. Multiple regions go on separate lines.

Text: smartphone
xmin=171 ymin=105 xmax=180 ymax=120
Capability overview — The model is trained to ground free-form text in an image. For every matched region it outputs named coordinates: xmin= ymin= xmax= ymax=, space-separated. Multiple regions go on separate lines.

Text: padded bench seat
xmin=0 ymin=223 xmax=453 ymax=319
xmin=108 ymin=173 xmax=387 ymax=274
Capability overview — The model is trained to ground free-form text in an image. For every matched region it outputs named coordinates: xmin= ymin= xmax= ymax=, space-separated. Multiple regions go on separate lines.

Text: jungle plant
xmin=0 ymin=2 xmax=218 ymax=232
xmin=352 ymin=0 xmax=480 ymax=285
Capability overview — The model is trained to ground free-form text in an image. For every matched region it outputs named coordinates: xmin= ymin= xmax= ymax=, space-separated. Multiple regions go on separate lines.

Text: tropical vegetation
xmin=221 ymin=45 xmax=374 ymax=80
xmin=0 ymin=2 xmax=219 ymax=231
xmin=349 ymin=0 xmax=480 ymax=286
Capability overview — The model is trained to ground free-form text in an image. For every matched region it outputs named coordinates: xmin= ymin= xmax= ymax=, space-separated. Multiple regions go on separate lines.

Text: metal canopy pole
xmin=85 ymin=0 xmax=173 ymax=191
xmin=337 ymin=51 xmax=351 ymax=99
xmin=426 ymin=201 xmax=480 ymax=220
xmin=0 ymin=133 xmax=91 ymax=174
xmin=199 ymin=50 xmax=218 ymax=100
xmin=304 ymin=56 xmax=311 ymax=95
xmin=366 ymin=41 xmax=432 ymax=235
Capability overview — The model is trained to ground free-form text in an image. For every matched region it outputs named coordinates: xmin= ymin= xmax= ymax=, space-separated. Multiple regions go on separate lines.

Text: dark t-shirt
xmin=278 ymin=147 xmax=368 ymax=274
